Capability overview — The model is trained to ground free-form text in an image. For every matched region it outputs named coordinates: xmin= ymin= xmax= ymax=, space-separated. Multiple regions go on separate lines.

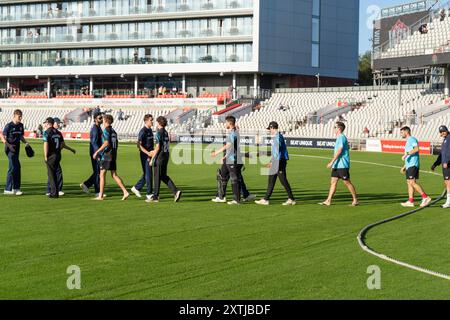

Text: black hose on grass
xmin=357 ymin=190 xmax=450 ymax=280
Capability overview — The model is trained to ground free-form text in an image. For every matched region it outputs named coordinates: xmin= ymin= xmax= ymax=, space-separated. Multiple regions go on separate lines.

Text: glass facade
xmin=311 ymin=0 xmax=320 ymax=68
xmin=0 ymin=44 xmax=253 ymax=67
xmin=0 ymin=0 xmax=253 ymax=22
xmin=0 ymin=17 xmax=253 ymax=45
xmin=0 ymin=0 xmax=254 ymax=69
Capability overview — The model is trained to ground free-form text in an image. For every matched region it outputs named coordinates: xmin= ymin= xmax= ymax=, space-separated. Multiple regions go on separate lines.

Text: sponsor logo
xmin=380 ymin=140 xmax=431 ymax=155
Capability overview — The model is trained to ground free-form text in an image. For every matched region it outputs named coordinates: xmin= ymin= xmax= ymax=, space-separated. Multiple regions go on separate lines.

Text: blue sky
xmin=359 ymin=0 xmax=414 ymax=54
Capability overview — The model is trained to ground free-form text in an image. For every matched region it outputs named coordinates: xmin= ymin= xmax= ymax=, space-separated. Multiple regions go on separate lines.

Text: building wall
xmin=186 ymin=74 xmax=254 ymax=97
xmin=257 ymin=0 xmax=359 ymax=80
xmin=0 ymin=0 xmax=360 ymax=92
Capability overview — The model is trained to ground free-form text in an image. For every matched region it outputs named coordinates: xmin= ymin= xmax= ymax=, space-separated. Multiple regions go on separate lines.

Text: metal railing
xmin=0 ymin=53 xmax=251 ymax=68
xmin=0 ymin=26 xmax=252 ymax=46
xmin=274 ymin=84 xmax=431 ymax=94
xmin=0 ymin=1 xmax=253 ymax=23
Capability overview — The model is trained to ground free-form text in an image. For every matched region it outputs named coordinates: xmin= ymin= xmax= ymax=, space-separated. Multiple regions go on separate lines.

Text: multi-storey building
xmin=0 ymin=0 xmax=359 ymax=98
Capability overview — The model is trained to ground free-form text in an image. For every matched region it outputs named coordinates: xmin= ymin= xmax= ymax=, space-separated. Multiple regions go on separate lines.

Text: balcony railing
xmin=0 ymin=53 xmax=251 ymax=68
xmin=0 ymin=0 xmax=253 ymax=23
xmin=1 ymin=27 xmax=252 ymax=46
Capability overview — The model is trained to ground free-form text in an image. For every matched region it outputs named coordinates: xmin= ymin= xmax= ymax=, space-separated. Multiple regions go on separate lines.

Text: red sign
xmin=380 ymin=140 xmax=431 ymax=155
xmin=25 ymin=131 xmax=90 ymax=140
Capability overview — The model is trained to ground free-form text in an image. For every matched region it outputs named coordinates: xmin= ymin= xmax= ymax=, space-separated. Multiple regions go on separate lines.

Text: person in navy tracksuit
xmin=46 ymin=118 xmax=76 ymax=196
xmin=431 ymin=125 xmax=450 ymax=208
xmin=1 ymin=109 xmax=30 ymax=196
xmin=255 ymin=121 xmax=296 ymax=206
xmin=80 ymin=112 xmax=103 ymax=196
xmin=131 ymin=114 xmax=154 ymax=200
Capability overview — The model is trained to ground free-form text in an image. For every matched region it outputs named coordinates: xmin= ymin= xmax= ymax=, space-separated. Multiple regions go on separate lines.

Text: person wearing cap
xmin=1 ymin=109 xmax=30 ymax=196
xmin=45 ymin=118 xmax=76 ymax=196
xmin=319 ymin=121 xmax=359 ymax=207
xmin=43 ymin=117 xmax=70 ymax=198
xmin=431 ymin=125 xmax=450 ymax=208
xmin=255 ymin=122 xmax=296 ymax=206
xmin=80 ymin=111 xmax=103 ymax=196
xmin=399 ymin=126 xmax=431 ymax=208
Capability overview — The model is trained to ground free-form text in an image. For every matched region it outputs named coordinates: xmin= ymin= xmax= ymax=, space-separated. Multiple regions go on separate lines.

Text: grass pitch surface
xmin=0 ymin=141 xmax=449 ymax=299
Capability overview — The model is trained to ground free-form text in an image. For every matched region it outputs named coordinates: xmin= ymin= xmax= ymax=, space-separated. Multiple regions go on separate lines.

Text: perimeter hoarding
xmin=176 ymin=135 xmax=336 ymax=149
xmin=366 ymin=138 xmax=432 ymax=155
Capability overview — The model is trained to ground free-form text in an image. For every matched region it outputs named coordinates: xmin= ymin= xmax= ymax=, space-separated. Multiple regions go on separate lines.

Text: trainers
xmin=441 ymin=203 xmax=450 ymax=209
xmin=227 ymin=200 xmax=240 ymax=205
xmin=243 ymin=194 xmax=257 ymax=202
xmin=255 ymin=199 xmax=270 ymax=206
xmin=420 ymin=197 xmax=432 ymax=208
xmin=95 ymin=193 xmax=107 ymax=198
xmin=131 ymin=186 xmax=142 ymax=198
xmin=212 ymin=197 xmax=227 ymax=203
xmin=174 ymin=190 xmax=182 ymax=202
xmin=145 ymin=195 xmax=159 ymax=203
xmin=401 ymin=201 xmax=415 ymax=208
xmin=13 ymin=190 xmax=23 ymax=196
xmin=282 ymin=199 xmax=296 ymax=206
xmin=145 ymin=194 xmax=159 ymax=203
xmin=46 ymin=192 xmax=63 ymax=196
xmin=80 ymin=183 xmax=90 ymax=194
xmin=146 ymin=194 xmax=152 ymax=201
xmin=4 ymin=190 xmax=14 ymax=195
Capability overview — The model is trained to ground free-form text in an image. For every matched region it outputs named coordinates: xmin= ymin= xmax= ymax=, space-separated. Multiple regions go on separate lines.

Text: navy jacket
xmin=433 ymin=136 xmax=450 ymax=167
xmin=89 ymin=124 xmax=103 ymax=156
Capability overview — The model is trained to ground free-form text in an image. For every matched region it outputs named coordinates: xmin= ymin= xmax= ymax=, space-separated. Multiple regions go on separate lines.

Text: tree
xmin=358 ymin=51 xmax=373 ymax=86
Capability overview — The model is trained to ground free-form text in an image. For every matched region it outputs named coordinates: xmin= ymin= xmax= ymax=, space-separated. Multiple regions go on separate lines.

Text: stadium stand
xmin=0 ymin=107 xmax=68 ymax=134
xmin=0 ymin=106 xmax=174 ymax=139
xmin=204 ymin=86 xmax=447 ymax=142
xmin=0 ymin=85 xmax=449 ymax=144
xmin=380 ymin=9 xmax=450 ymax=59
xmin=199 ymin=91 xmax=231 ymax=105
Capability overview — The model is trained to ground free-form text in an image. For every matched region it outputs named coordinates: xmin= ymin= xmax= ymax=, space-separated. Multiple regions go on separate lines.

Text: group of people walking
xmin=2 ymin=108 xmax=450 ymax=209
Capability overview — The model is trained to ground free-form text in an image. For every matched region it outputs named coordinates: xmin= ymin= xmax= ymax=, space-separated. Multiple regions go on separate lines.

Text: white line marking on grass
xmin=289 ymin=153 xmax=440 ymax=176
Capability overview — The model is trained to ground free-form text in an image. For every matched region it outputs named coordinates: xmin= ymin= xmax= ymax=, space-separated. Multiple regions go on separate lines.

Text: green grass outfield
xmin=0 ymin=140 xmax=450 ymax=300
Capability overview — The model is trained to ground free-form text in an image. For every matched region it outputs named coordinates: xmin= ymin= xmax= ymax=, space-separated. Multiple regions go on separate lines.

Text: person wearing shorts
xmin=92 ymin=114 xmax=129 ymax=201
xmin=319 ymin=122 xmax=358 ymax=207
xmin=399 ymin=126 xmax=431 ymax=208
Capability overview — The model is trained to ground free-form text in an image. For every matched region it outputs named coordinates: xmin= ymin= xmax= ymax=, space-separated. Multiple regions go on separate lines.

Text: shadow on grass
xmin=11 ymin=182 xmax=416 ymax=208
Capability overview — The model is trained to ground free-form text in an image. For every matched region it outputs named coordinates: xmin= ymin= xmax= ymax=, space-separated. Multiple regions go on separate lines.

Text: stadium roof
xmin=380 ymin=0 xmax=429 ymax=19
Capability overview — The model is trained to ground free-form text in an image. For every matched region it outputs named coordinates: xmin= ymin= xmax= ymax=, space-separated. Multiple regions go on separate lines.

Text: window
xmin=312 ymin=0 xmax=320 ymax=17
xmin=312 ymin=17 xmax=319 ymax=42
xmin=311 ymin=0 xmax=320 ymax=68
xmin=311 ymin=43 xmax=319 ymax=68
